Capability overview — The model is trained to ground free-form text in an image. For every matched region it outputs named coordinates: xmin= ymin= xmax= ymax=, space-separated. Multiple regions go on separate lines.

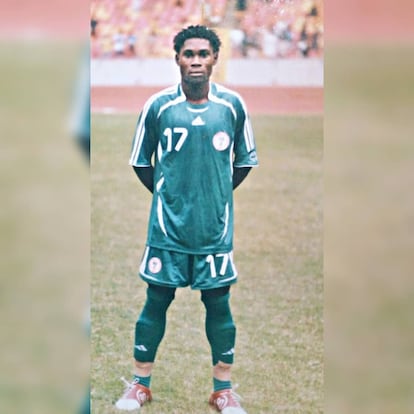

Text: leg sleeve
xmin=201 ymin=287 xmax=236 ymax=365
xmin=134 ymin=284 xmax=176 ymax=362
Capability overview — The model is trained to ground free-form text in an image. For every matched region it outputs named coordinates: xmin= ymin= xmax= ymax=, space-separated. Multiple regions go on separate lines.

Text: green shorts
xmin=138 ymin=246 xmax=238 ymax=290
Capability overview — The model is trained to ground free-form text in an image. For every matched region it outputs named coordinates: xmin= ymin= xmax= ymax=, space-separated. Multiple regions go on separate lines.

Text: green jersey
xmin=129 ymin=82 xmax=258 ymax=254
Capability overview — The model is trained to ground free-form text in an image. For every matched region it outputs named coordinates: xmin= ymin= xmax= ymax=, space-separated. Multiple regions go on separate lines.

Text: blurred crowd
xmin=90 ymin=0 xmax=323 ymax=59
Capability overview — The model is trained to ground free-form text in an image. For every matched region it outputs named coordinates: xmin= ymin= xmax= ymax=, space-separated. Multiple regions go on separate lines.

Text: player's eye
xmin=183 ymin=50 xmax=194 ymax=58
xmin=199 ymin=50 xmax=209 ymax=58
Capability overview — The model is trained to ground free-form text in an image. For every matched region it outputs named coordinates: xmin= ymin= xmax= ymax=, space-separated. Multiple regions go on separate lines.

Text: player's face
xmin=175 ymin=38 xmax=218 ymax=84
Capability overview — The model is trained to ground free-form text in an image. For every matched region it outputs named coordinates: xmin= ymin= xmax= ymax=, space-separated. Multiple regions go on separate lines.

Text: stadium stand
xmin=90 ymin=0 xmax=323 ymax=59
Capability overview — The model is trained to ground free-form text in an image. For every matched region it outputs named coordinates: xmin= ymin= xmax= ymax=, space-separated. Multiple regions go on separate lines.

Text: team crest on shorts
xmin=148 ymin=257 xmax=162 ymax=274
xmin=212 ymin=131 xmax=230 ymax=151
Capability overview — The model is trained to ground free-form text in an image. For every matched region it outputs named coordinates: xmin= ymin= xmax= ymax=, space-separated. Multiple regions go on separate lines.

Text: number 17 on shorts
xmin=194 ymin=251 xmax=238 ymax=289
xmin=139 ymin=247 xmax=239 ymax=289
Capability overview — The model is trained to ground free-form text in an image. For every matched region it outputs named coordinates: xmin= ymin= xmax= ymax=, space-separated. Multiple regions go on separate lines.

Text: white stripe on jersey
xmin=214 ymin=84 xmax=255 ymax=152
xmin=219 ymin=274 xmax=238 ymax=283
xmin=220 ymin=203 xmax=229 ymax=241
xmin=129 ymin=117 xmax=146 ymax=166
xmin=139 ymin=246 xmax=150 ymax=275
xmin=229 ymin=251 xmax=237 ymax=275
xmin=244 ymin=117 xmax=255 ymax=152
xmin=186 ymin=106 xmax=209 ymax=113
xmin=208 ymin=91 xmax=237 ymax=120
xmin=157 ymin=94 xmax=186 ymax=119
xmin=129 ymin=85 xmax=178 ymax=166
xmin=229 ymin=142 xmax=234 ymax=176
xmin=155 ymin=176 xmax=167 ymax=236
xmin=214 ymin=83 xmax=246 ymax=111
xmin=215 ymin=83 xmax=244 ymax=102
xmin=156 ymin=176 xmax=164 ymax=192
xmin=157 ymin=141 xmax=163 ymax=162
xmin=157 ymin=197 xmax=168 ymax=237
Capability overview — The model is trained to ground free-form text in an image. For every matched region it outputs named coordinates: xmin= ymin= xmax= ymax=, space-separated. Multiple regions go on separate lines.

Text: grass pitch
xmin=91 ymin=114 xmax=323 ymax=413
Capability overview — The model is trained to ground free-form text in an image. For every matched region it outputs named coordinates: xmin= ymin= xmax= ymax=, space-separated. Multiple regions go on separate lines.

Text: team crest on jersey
xmin=212 ymin=131 xmax=230 ymax=151
xmin=148 ymin=257 xmax=162 ymax=274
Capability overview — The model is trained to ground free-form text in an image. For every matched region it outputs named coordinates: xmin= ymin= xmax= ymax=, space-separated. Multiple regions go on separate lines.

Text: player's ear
xmin=175 ymin=54 xmax=179 ymax=65
xmin=213 ymin=52 xmax=219 ymax=65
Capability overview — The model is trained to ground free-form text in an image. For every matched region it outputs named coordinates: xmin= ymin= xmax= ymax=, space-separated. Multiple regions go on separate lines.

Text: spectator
xmin=91 ymin=18 xmax=98 ymax=37
xmin=127 ymin=29 xmax=137 ymax=56
xmin=308 ymin=1 xmax=319 ymax=17
xmin=275 ymin=20 xmax=294 ymax=57
xmin=113 ymin=29 xmax=127 ymax=56
xmin=236 ymin=0 xmax=247 ymax=11
xmin=241 ymin=26 xmax=261 ymax=58
xmin=229 ymin=28 xmax=245 ymax=57
xmin=260 ymin=23 xmax=278 ymax=58
xmin=297 ymin=22 xmax=310 ymax=57
xmin=235 ymin=0 xmax=248 ymax=23
xmin=89 ymin=0 xmax=323 ymax=59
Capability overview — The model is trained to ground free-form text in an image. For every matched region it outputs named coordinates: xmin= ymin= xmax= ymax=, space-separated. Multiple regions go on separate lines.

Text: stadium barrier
xmin=91 ymin=58 xmax=323 ymax=87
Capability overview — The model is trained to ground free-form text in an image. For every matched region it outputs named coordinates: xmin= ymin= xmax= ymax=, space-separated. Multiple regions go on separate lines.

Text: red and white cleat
xmin=115 ymin=377 xmax=152 ymax=411
xmin=209 ymin=388 xmax=247 ymax=414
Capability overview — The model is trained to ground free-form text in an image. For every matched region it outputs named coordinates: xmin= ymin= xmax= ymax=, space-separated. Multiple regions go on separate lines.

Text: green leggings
xmin=134 ymin=284 xmax=236 ymax=365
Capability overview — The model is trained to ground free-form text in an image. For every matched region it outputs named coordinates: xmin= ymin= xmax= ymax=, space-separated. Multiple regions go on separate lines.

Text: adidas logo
xmin=221 ymin=348 xmax=235 ymax=356
xmin=135 ymin=344 xmax=148 ymax=352
xmin=192 ymin=116 xmax=205 ymax=126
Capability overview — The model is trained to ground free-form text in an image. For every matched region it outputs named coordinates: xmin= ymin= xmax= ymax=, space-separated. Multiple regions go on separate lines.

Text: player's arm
xmin=233 ymin=166 xmax=251 ymax=190
xmin=232 ymin=98 xmax=258 ymax=190
xmin=133 ymin=166 xmax=154 ymax=193
xmin=130 ymin=101 xmax=158 ymax=193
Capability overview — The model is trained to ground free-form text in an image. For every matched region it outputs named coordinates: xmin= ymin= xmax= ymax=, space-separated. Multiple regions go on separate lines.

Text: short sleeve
xmin=233 ymin=103 xmax=259 ymax=168
xmin=129 ymin=102 xmax=158 ymax=167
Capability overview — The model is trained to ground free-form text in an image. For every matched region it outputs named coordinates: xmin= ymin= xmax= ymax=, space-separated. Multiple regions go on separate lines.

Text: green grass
xmin=91 ymin=114 xmax=323 ymax=413
xmin=325 ymin=46 xmax=414 ymax=413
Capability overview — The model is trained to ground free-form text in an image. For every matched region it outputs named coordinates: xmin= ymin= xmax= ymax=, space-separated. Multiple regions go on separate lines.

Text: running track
xmin=91 ymin=86 xmax=323 ymax=115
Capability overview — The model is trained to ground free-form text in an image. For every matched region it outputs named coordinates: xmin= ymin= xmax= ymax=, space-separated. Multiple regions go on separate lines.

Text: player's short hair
xmin=173 ymin=25 xmax=221 ymax=54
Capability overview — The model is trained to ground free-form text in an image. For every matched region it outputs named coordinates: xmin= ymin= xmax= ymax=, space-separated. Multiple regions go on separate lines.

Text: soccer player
xmin=116 ymin=25 xmax=258 ymax=413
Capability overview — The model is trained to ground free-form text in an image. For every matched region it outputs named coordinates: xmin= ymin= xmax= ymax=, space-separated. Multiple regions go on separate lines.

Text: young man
xmin=116 ymin=25 xmax=258 ymax=413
